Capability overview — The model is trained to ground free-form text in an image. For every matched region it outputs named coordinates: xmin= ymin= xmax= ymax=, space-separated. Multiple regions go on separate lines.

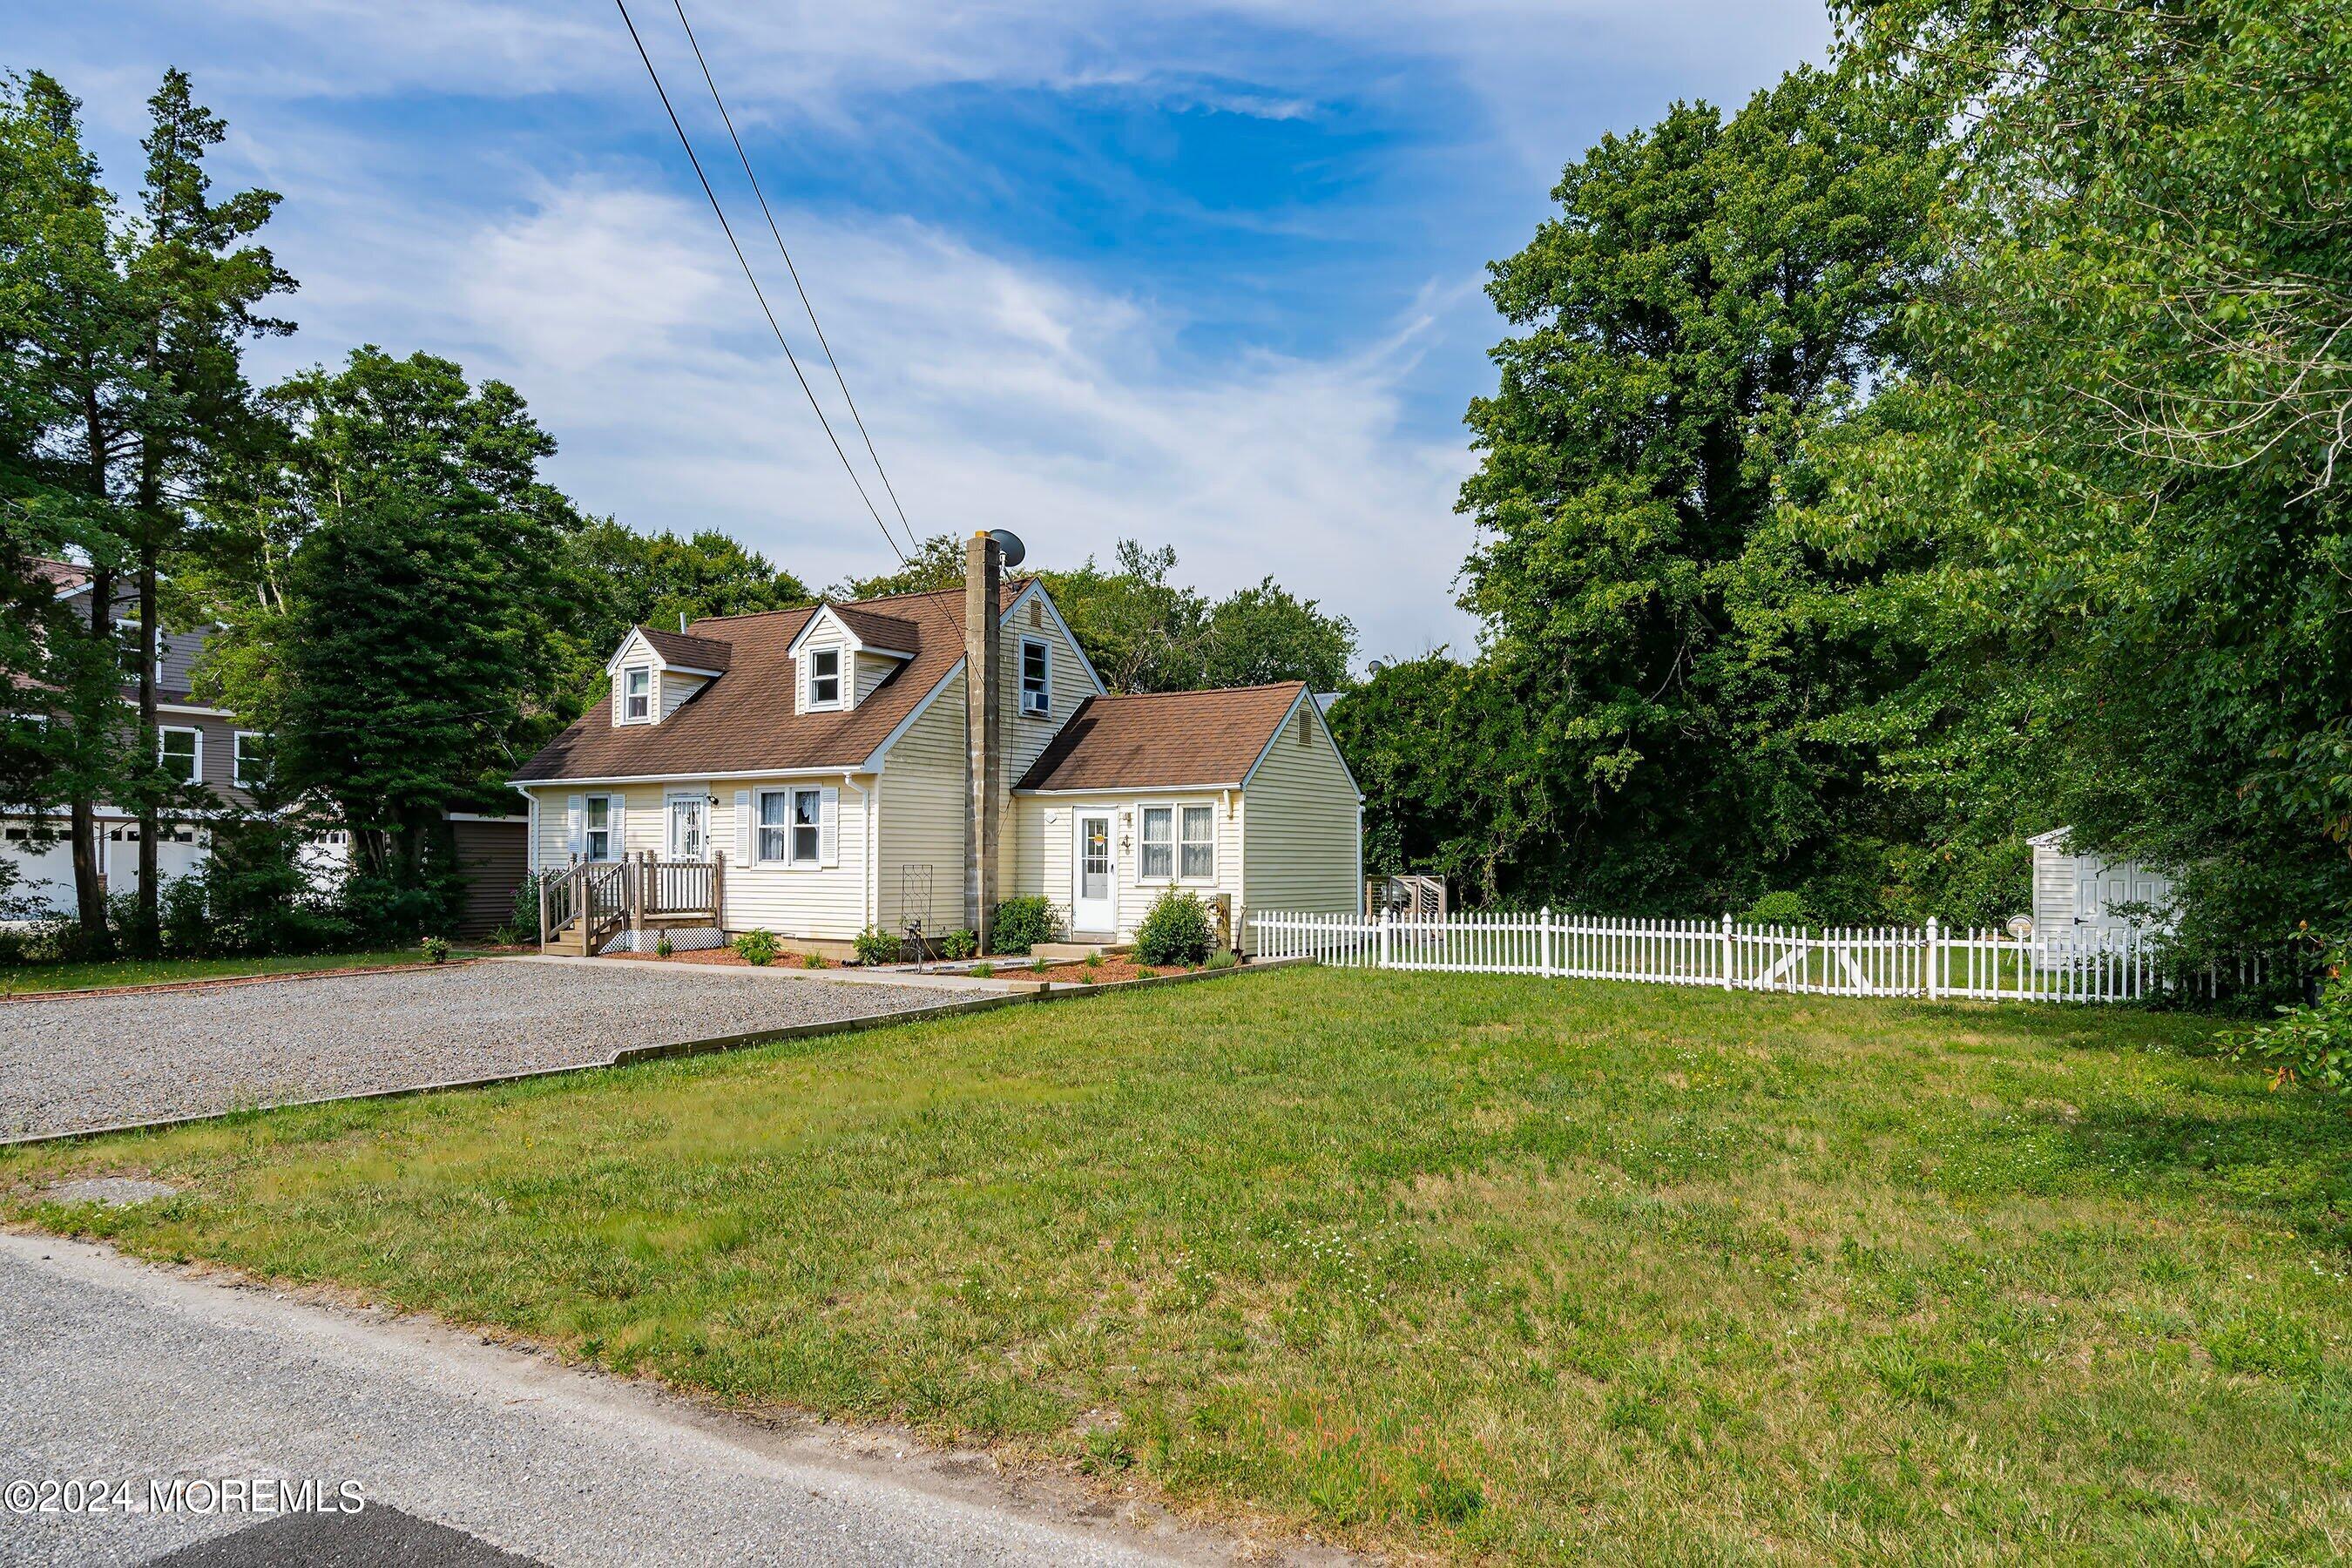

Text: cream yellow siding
xmin=717 ymin=774 xmax=875 ymax=941
xmin=1014 ymin=790 xmax=1244 ymax=944
xmin=524 ymin=776 xmax=877 ymax=943
xmin=996 ymin=591 xmax=1098 ymax=893
xmin=875 ymin=667 xmax=969 ymax=936
xmin=853 ymin=650 xmax=899 ymax=703
xmin=659 ymin=670 xmax=708 ymax=720
xmin=1237 ymin=699 xmax=1361 ymax=947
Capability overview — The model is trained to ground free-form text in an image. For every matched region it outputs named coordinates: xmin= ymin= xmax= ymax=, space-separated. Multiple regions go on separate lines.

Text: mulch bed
xmin=1016 ymin=956 xmax=1207 ymax=985
xmin=605 ymin=947 xmax=837 ymax=970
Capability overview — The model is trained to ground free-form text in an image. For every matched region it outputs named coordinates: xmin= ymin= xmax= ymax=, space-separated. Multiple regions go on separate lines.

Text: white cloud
xmin=395 ymin=183 xmax=1477 ymax=659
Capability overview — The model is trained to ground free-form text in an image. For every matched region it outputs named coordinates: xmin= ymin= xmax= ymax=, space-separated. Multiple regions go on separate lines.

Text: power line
xmin=613 ymin=0 xmax=902 ymax=563
xmin=669 ymin=0 xmax=922 ymax=561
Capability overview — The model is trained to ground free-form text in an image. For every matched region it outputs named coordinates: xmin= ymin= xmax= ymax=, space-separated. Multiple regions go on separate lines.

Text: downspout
xmin=842 ymin=770 xmax=874 ymax=932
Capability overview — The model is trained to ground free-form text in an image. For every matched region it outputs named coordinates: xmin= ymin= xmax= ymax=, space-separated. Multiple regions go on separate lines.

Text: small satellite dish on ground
xmin=986 ymin=529 xmax=1026 ymax=568
xmin=2005 ymin=915 xmax=2033 ymax=939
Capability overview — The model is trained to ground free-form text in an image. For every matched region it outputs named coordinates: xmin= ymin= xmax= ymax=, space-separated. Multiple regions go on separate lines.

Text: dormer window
xmin=808 ymin=647 xmax=841 ymax=709
xmin=622 ymin=666 xmax=651 ymax=722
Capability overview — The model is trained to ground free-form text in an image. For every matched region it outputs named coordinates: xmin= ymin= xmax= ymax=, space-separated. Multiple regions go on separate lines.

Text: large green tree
xmin=1405 ymin=64 xmax=1941 ymax=909
xmin=116 ymin=70 xmax=291 ymax=949
xmin=0 ymin=71 xmax=145 ymax=945
xmin=267 ymin=348 xmax=577 ymax=921
xmin=550 ymin=519 xmax=811 ymax=719
xmin=1815 ymin=0 xmax=2352 ymax=953
xmin=832 ymin=531 xmax=1355 ymax=694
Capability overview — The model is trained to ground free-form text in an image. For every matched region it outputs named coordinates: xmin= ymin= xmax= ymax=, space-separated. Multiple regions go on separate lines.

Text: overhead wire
xmin=669 ymin=0 xmax=923 ymax=560
xmin=612 ymin=0 xmax=903 ymax=562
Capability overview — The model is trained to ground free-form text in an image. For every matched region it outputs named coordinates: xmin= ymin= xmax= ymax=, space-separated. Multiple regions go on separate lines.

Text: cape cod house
xmin=509 ymin=533 xmax=1363 ymax=957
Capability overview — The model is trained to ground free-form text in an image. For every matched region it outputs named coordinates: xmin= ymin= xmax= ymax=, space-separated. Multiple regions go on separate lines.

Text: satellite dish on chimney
xmin=986 ymin=529 xmax=1026 ymax=568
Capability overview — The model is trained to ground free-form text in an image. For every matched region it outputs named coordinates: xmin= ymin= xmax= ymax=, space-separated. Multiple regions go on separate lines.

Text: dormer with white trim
xmin=783 ymin=604 xmax=917 ymax=716
xmin=605 ymin=625 xmax=731 ymax=728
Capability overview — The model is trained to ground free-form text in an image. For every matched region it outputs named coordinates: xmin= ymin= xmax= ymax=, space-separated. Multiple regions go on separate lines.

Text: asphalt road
xmin=0 ymin=1233 xmax=1320 ymax=1568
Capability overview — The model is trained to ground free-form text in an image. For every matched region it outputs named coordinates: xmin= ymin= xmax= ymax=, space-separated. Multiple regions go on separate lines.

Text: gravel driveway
xmin=0 ymin=961 xmax=963 ymax=1140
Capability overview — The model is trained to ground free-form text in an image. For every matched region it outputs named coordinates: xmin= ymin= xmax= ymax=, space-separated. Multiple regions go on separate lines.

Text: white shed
xmin=2028 ymin=828 xmax=2176 ymax=943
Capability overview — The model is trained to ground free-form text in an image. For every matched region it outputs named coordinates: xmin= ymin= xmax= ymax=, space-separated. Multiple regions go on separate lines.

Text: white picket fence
xmin=1248 ymin=909 xmax=2270 ymax=1004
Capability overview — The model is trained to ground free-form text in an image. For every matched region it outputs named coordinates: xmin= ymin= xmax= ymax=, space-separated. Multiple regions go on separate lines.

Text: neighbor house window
xmin=808 ymin=647 xmax=841 ymax=708
xmin=1139 ymin=807 xmax=1173 ymax=880
xmin=622 ymin=666 xmax=651 ymax=721
xmin=158 ymin=727 xmax=200 ymax=784
xmin=1020 ymin=638 xmax=1050 ymax=717
xmin=1180 ymin=805 xmax=1214 ymax=880
xmin=757 ymin=787 xmax=825 ymax=866
xmin=233 ymin=731 xmax=271 ymax=789
xmin=584 ymin=794 xmax=616 ymax=862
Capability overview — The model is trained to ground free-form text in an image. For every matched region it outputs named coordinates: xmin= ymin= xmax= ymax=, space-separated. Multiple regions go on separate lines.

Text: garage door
xmin=1 ymin=825 xmax=78 ymax=916
xmin=105 ymin=824 xmax=208 ymax=900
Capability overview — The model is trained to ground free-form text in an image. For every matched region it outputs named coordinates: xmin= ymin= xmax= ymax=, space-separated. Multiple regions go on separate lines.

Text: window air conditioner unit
xmin=1022 ymin=689 xmax=1050 ymax=717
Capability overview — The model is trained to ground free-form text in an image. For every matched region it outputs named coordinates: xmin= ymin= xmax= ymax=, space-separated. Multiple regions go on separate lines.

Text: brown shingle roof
xmin=30 ymin=558 xmax=91 ymax=593
xmin=1013 ymin=682 xmax=1306 ymax=793
xmin=828 ymin=605 xmax=919 ymax=653
xmin=512 ymin=582 xmax=1025 ymax=783
xmin=634 ymin=625 xmax=733 ymax=671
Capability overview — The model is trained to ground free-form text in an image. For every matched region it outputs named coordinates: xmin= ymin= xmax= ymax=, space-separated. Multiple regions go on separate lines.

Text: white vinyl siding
xmin=1239 ymin=697 xmax=1360 ymax=949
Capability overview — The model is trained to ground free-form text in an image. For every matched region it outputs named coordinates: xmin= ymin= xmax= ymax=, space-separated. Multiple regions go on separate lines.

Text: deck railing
xmin=537 ymin=854 xmax=725 ymax=950
xmin=1250 ymin=909 xmax=2280 ymax=1005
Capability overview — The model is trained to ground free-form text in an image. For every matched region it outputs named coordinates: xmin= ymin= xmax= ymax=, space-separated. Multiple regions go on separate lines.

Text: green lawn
xmin=6 ymin=968 xmax=2349 ymax=1563
xmin=0 ymin=947 xmax=449 ymax=997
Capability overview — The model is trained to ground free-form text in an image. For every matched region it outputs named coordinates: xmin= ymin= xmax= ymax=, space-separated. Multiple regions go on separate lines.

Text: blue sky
xmin=21 ymin=0 xmax=1833 ymax=660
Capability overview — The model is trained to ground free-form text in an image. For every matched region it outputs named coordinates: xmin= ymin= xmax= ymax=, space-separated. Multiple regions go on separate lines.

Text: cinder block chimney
xmin=965 ymin=531 xmax=1002 ymax=949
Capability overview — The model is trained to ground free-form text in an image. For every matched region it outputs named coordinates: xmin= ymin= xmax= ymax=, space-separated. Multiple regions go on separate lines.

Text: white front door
xmin=667 ymin=793 xmax=707 ymax=860
xmin=1071 ymin=812 xmax=1115 ymax=935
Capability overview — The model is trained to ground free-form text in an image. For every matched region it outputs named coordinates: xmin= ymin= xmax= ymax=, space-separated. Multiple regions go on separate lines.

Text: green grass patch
xmin=0 ymin=947 xmax=448 ymax=997
xmin=7 ymin=969 xmax=2351 ymax=1562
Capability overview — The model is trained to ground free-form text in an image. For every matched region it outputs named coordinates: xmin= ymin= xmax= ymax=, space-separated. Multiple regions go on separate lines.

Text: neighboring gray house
xmin=3 ymin=558 xmax=523 ymax=935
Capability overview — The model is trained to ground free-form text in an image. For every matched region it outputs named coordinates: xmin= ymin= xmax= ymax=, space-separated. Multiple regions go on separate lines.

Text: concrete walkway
xmin=0 ymin=1232 xmax=1341 ymax=1567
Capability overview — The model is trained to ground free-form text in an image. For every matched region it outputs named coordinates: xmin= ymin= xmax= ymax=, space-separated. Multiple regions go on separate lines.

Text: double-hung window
xmin=808 ymin=647 xmax=841 ymax=709
xmin=1139 ymin=807 xmax=1173 ymax=880
xmin=1020 ymin=637 xmax=1051 ymax=717
xmin=622 ymin=666 xmax=651 ymax=721
xmin=758 ymin=787 xmax=825 ymax=866
xmin=233 ymin=731 xmax=271 ymax=789
xmin=1179 ymin=805 xmax=1215 ymax=880
xmin=158 ymin=727 xmax=200 ymax=784
xmin=584 ymin=794 xmax=616 ymax=862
